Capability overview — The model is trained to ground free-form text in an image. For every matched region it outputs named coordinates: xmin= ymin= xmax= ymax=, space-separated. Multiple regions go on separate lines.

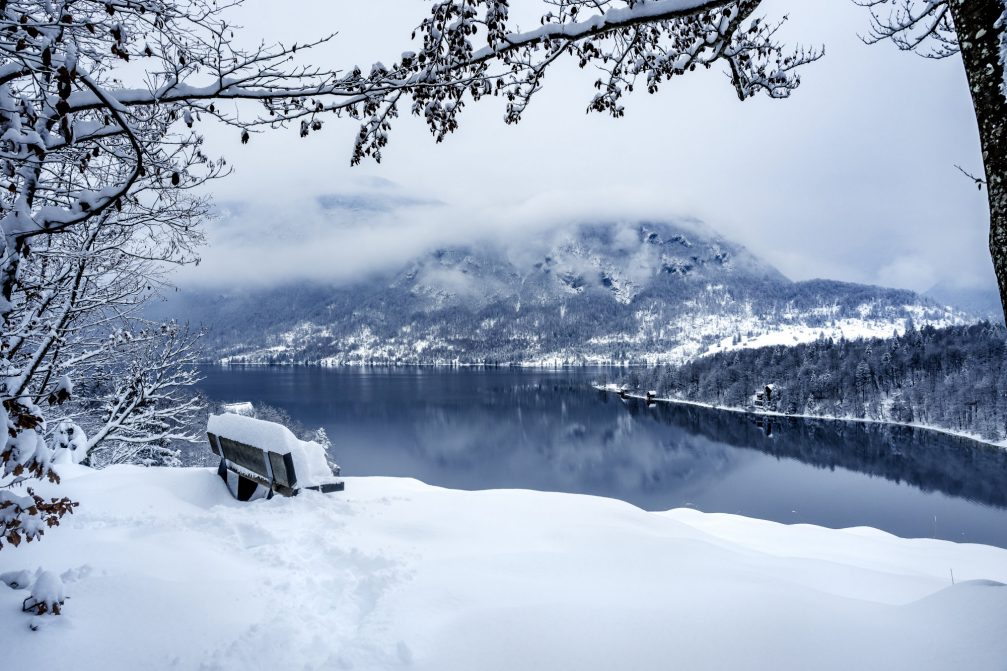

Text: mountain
xmin=160 ymin=220 xmax=974 ymax=365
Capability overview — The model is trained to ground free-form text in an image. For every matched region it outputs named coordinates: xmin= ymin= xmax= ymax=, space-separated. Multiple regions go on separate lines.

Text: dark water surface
xmin=196 ymin=366 xmax=1007 ymax=548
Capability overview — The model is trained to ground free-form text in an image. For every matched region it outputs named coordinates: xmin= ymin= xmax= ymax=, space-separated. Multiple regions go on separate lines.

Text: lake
xmin=195 ymin=366 xmax=1007 ymax=548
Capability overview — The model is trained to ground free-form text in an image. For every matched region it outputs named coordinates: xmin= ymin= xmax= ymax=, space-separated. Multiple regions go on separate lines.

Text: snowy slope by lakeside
xmin=596 ymin=385 xmax=1007 ymax=450
xmin=611 ymin=322 xmax=1007 ymax=444
xmin=2 ymin=465 xmax=1006 ymax=670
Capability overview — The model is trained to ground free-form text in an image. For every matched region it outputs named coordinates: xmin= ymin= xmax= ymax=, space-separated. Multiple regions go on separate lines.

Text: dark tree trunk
xmin=949 ymin=0 xmax=1007 ymax=321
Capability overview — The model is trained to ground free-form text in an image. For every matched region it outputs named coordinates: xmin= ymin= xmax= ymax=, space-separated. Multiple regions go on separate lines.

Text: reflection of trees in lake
xmin=349 ymin=379 xmax=1007 ymax=511
xmin=393 ymin=382 xmax=743 ymax=504
xmin=626 ymin=400 xmax=1007 ymax=509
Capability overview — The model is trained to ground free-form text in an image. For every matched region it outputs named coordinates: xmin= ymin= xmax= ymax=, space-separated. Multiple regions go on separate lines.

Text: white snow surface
xmin=208 ymin=413 xmax=334 ymax=488
xmin=52 ymin=420 xmax=87 ymax=465
xmin=29 ymin=570 xmax=64 ymax=609
xmin=220 ymin=401 xmax=255 ymax=417
xmin=1 ymin=465 xmax=1006 ymax=670
xmin=700 ymin=318 xmax=911 ymax=358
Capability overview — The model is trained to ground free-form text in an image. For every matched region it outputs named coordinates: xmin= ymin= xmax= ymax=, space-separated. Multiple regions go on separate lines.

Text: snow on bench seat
xmin=207 ymin=413 xmax=342 ymax=500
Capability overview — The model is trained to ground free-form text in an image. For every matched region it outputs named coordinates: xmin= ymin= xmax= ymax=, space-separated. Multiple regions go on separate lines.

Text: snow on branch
xmin=343 ymin=0 xmax=822 ymax=162
xmin=79 ymin=323 xmax=206 ymax=468
xmin=853 ymin=0 xmax=958 ymax=58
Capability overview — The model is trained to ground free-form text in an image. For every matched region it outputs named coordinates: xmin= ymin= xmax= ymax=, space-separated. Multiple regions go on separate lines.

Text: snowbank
xmin=220 ymin=401 xmax=255 ymax=417
xmin=1 ymin=465 xmax=1005 ymax=670
xmin=208 ymin=413 xmax=334 ymax=487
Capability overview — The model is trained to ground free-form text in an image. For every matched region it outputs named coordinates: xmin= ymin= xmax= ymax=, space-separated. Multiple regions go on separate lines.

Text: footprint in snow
xmin=232 ymin=522 xmax=279 ymax=549
xmin=396 ymin=641 xmax=413 ymax=665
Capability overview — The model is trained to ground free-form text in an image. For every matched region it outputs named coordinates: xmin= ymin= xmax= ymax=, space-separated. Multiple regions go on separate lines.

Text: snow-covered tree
xmin=343 ymin=0 xmax=821 ymax=163
xmin=74 ymin=323 xmax=204 ymax=468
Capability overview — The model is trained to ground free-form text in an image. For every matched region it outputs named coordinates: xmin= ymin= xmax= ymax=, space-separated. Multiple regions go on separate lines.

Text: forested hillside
xmin=621 ymin=323 xmax=1007 ymax=442
xmin=163 ymin=221 xmax=969 ymax=365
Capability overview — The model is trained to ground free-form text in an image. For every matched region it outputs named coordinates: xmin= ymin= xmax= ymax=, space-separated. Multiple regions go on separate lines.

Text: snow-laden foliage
xmin=349 ymin=0 xmax=821 ymax=162
xmin=74 ymin=324 xmax=204 ymax=469
xmin=52 ymin=421 xmax=87 ymax=465
xmin=0 ymin=398 xmax=76 ymax=549
xmin=26 ymin=570 xmax=65 ymax=616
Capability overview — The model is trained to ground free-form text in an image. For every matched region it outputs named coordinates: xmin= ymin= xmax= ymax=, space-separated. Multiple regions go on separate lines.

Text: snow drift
xmin=1 ymin=465 xmax=1005 ymax=670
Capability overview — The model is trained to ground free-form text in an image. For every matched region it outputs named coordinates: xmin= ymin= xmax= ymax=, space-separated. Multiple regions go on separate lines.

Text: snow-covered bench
xmin=207 ymin=414 xmax=344 ymax=501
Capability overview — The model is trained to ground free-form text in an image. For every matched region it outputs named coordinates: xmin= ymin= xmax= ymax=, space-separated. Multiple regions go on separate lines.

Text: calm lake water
xmin=195 ymin=366 xmax=1007 ymax=548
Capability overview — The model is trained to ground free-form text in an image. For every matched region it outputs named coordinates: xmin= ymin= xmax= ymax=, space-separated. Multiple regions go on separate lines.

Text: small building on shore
xmin=752 ymin=384 xmax=775 ymax=411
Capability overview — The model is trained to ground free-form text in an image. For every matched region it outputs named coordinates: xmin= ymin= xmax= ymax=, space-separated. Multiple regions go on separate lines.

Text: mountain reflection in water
xmin=196 ymin=366 xmax=1007 ymax=547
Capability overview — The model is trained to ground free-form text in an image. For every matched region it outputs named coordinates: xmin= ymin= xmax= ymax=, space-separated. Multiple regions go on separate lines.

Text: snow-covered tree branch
xmin=77 ymin=324 xmax=204 ymax=469
xmin=342 ymin=0 xmax=821 ymax=162
xmin=855 ymin=0 xmax=959 ymax=58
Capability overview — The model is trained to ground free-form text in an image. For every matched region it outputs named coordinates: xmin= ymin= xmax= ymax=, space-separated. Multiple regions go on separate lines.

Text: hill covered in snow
xmin=622 ymin=322 xmax=1007 ymax=444
xmin=162 ymin=220 xmax=972 ymax=365
xmin=1 ymin=465 xmax=1005 ymax=670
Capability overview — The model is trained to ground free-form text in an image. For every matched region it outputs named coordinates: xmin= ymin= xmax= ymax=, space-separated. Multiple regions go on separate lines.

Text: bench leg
xmin=218 ymin=458 xmax=273 ymax=501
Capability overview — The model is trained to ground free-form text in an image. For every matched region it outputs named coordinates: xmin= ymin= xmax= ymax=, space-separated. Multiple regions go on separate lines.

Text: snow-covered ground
xmin=698 ymin=317 xmax=914 ymax=358
xmin=2 ymin=465 xmax=1006 ymax=670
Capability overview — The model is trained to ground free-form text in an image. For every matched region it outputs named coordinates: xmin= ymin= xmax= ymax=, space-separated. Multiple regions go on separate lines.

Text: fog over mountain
xmin=186 ymin=0 xmax=995 ymax=296
xmin=158 ymin=220 xmax=972 ymax=365
xmin=925 ymin=281 xmax=1004 ymax=324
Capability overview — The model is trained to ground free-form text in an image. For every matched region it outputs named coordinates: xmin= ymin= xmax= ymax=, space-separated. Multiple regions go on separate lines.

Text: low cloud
xmin=875 ymin=256 xmax=938 ymax=293
xmin=180 ymin=183 xmax=720 ymax=288
xmin=174 ymin=0 xmax=997 ymax=298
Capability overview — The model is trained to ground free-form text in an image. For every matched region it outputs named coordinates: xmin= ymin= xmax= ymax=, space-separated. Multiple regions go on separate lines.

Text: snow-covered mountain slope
xmin=2 ymin=465 xmax=1005 ymax=670
xmin=162 ymin=220 xmax=973 ymax=365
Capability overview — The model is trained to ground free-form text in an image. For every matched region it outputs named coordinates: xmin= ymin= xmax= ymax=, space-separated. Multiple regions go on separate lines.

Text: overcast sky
xmin=181 ymin=0 xmax=992 ymax=294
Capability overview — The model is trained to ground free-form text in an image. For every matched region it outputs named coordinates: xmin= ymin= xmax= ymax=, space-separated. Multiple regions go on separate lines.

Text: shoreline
xmin=201 ymin=362 xmax=1007 ymax=450
xmin=210 ymin=359 xmax=646 ymax=369
xmin=595 ymin=385 xmax=1007 ymax=450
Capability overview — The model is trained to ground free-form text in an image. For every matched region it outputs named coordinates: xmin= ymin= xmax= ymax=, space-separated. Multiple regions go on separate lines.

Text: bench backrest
xmin=208 ymin=431 xmax=298 ymax=490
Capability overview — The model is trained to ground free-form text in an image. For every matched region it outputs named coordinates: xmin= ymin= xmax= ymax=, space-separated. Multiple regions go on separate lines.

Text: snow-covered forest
xmin=620 ymin=322 xmax=1007 ymax=442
